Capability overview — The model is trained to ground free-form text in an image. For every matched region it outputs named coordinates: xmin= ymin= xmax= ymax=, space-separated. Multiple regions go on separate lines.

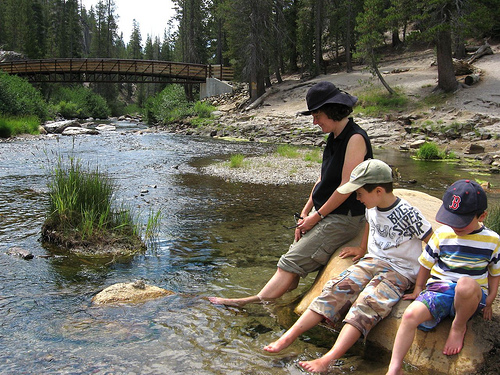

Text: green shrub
xmin=0 ymin=71 xmax=48 ymax=121
xmin=50 ymin=86 xmax=110 ymax=119
xmin=194 ymin=101 xmax=216 ymax=118
xmin=416 ymin=142 xmax=443 ymax=160
xmin=0 ymin=115 xmax=40 ymax=138
xmin=125 ymin=103 xmax=142 ymax=116
xmin=144 ymin=84 xmax=192 ymax=124
xmin=57 ymin=101 xmax=81 ymax=119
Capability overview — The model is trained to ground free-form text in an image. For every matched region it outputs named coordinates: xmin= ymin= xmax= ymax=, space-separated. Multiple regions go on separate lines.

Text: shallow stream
xmin=1 ymin=121 xmax=499 ymax=374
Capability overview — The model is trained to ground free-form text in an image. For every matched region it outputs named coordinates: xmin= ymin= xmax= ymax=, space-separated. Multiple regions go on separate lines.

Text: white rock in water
xmin=95 ymin=124 xmax=116 ymax=131
xmin=92 ymin=282 xmax=174 ymax=305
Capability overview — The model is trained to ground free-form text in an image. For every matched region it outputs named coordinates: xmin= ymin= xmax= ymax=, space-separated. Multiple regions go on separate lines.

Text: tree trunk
xmin=371 ymin=51 xmax=395 ymax=95
xmin=392 ymin=30 xmax=402 ymax=48
xmin=435 ymin=29 xmax=458 ymax=92
xmin=345 ymin=0 xmax=352 ymax=72
xmin=314 ymin=0 xmax=323 ymax=76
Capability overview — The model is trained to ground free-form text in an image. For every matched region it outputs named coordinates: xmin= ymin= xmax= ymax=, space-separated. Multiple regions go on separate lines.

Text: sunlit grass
xmin=275 ymin=145 xmax=322 ymax=164
xmin=230 ymin=154 xmax=246 ymax=168
xmin=0 ymin=115 xmax=40 ymax=138
xmin=354 ymin=87 xmax=410 ymax=117
xmin=276 ymin=144 xmax=300 ymax=158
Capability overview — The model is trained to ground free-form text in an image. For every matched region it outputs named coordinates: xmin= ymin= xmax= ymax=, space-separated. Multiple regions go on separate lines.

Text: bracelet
xmin=317 ymin=210 xmax=325 ymax=219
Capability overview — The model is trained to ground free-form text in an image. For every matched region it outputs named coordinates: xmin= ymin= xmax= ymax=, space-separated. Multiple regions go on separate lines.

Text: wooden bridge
xmin=0 ymin=58 xmax=234 ymax=84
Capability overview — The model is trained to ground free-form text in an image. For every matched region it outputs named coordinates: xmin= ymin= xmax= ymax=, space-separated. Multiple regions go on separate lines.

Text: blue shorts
xmin=415 ymin=282 xmax=487 ymax=331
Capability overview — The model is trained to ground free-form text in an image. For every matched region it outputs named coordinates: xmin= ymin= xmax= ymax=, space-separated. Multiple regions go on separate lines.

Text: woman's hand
xmin=295 ymin=215 xmax=320 ymax=240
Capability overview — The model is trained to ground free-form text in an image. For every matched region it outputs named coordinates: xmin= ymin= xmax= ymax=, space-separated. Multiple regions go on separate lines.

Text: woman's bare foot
xmin=208 ymin=296 xmax=245 ymax=307
xmin=263 ymin=336 xmax=294 ymax=353
xmin=443 ymin=324 xmax=467 ymax=355
xmin=298 ymin=357 xmax=331 ymax=373
xmin=208 ymin=295 xmax=262 ymax=306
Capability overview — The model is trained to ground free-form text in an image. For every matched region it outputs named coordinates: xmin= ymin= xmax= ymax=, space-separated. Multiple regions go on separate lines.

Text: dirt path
xmin=221 ymin=44 xmax=500 ymax=154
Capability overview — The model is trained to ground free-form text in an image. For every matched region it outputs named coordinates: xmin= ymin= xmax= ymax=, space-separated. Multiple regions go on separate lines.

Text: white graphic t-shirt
xmin=366 ymin=197 xmax=433 ymax=283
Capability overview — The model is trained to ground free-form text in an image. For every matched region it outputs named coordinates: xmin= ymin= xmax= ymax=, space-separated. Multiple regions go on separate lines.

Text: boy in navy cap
xmin=387 ymin=179 xmax=500 ymax=375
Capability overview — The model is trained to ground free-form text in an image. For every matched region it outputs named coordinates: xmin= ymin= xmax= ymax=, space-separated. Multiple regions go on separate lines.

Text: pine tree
xmin=355 ymin=0 xmax=396 ymax=94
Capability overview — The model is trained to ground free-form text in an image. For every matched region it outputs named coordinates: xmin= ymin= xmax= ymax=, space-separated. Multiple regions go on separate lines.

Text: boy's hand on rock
xmin=339 ymin=246 xmax=365 ymax=262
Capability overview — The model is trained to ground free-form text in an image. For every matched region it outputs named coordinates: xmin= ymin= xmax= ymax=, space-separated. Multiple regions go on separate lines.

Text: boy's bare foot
xmin=443 ymin=324 xmax=467 ymax=355
xmin=263 ymin=336 xmax=294 ymax=353
xmin=298 ymin=357 xmax=331 ymax=373
xmin=385 ymin=366 xmax=404 ymax=375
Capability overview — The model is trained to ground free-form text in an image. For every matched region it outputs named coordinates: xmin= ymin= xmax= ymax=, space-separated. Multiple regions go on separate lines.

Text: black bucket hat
xmin=300 ymin=81 xmax=358 ymax=115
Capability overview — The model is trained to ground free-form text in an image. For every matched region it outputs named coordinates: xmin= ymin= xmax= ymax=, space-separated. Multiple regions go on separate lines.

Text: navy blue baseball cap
xmin=300 ymin=81 xmax=358 ymax=115
xmin=436 ymin=179 xmax=487 ymax=228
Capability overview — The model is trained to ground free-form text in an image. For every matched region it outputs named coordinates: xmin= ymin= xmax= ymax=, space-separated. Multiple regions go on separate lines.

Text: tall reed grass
xmin=43 ymin=156 xmax=160 ymax=254
xmin=486 ymin=204 xmax=500 ymax=235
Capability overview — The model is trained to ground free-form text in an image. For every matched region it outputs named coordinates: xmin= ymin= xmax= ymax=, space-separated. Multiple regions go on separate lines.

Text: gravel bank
xmin=201 ymin=154 xmax=320 ymax=185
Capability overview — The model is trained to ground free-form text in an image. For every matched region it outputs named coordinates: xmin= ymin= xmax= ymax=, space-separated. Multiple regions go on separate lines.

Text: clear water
xmin=1 ymin=122 xmax=499 ymax=374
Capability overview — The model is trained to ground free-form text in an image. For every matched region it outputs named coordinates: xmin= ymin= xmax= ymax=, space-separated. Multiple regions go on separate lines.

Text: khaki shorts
xmin=277 ymin=211 xmax=365 ymax=278
xmin=308 ymin=257 xmax=411 ymax=337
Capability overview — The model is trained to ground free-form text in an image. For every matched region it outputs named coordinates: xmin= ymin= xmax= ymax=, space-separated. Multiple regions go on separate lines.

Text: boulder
xmin=61 ymin=126 xmax=99 ymax=136
xmin=6 ymin=246 xmax=34 ymax=260
xmin=464 ymin=143 xmax=486 ymax=154
xmin=43 ymin=120 xmax=79 ymax=134
xmin=295 ymin=189 xmax=499 ymax=375
xmin=95 ymin=124 xmax=116 ymax=131
xmin=92 ymin=281 xmax=174 ymax=305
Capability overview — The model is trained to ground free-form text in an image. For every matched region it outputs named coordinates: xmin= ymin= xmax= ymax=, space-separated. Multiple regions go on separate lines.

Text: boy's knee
xmin=455 ymin=277 xmax=480 ymax=297
xmin=402 ymin=303 xmax=427 ymax=325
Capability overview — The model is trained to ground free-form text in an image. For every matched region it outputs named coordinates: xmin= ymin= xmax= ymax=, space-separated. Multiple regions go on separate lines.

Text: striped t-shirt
xmin=419 ymin=225 xmax=500 ymax=292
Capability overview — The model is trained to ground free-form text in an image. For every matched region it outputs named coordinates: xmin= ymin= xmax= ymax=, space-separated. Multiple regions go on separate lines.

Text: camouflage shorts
xmin=308 ymin=257 xmax=412 ymax=337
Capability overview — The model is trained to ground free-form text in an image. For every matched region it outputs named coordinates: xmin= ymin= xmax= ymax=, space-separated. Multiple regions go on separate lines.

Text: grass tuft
xmin=42 ymin=156 xmax=160 ymax=255
xmin=229 ymin=154 xmax=246 ymax=168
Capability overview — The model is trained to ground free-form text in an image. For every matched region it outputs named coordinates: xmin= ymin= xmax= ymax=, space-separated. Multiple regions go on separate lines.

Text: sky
xmin=80 ymin=0 xmax=177 ymax=44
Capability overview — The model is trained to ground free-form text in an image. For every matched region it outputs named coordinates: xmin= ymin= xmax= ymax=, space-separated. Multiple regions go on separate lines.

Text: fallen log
xmin=464 ymin=73 xmax=480 ymax=86
xmin=468 ymin=42 xmax=494 ymax=64
xmin=243 ymin=87 xmax=278 ymax=111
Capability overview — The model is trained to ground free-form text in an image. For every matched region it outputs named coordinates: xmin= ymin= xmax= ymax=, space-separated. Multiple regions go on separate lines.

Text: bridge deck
xmin=0 ymin=58 xmax=233 ymax=84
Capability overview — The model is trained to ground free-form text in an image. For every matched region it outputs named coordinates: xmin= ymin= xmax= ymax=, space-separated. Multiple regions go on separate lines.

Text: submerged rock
xmin=6 ymin=246 xmax=34 ymax=260
xmin=92 ymin=281 xmax=174 ymax=305
xmin=295 ymin=189 xmax=499 ymax=375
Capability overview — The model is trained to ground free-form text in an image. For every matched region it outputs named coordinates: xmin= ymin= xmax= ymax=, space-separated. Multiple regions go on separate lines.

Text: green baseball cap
xmin=337 ymin=159 xmax=393 ymax=194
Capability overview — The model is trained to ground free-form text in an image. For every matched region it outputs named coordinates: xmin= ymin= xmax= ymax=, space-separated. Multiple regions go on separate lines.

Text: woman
xmin=209 ymin=81 xmax=373 ymax=307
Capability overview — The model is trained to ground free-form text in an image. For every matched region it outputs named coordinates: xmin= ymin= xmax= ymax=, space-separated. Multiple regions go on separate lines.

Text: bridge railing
xmin=0 ymin=58 xmax=234 ymax=84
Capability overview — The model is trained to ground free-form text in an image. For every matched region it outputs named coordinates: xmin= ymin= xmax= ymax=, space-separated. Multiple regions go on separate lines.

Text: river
xmin=1 ymin=120 xmax=499 ymax=374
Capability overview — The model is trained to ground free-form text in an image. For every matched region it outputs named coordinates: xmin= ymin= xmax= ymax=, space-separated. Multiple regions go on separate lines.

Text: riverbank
xmin=158 ymin=44 xmax=500 ymax=185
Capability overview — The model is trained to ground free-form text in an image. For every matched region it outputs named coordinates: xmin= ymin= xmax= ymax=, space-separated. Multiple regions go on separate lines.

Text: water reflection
xmin=378 ymin=148 xmax=500 ymax=204
xmin=0 ymin=126 xmax=498 ymax=374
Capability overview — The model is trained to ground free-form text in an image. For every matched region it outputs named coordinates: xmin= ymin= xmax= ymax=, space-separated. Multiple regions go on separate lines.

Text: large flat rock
xmin=295 ymin=189 xmax=499 ymax=374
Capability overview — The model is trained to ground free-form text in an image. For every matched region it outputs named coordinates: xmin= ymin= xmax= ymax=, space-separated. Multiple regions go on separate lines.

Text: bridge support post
xmin=200 ymin=78 xmax=233 ymax=99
